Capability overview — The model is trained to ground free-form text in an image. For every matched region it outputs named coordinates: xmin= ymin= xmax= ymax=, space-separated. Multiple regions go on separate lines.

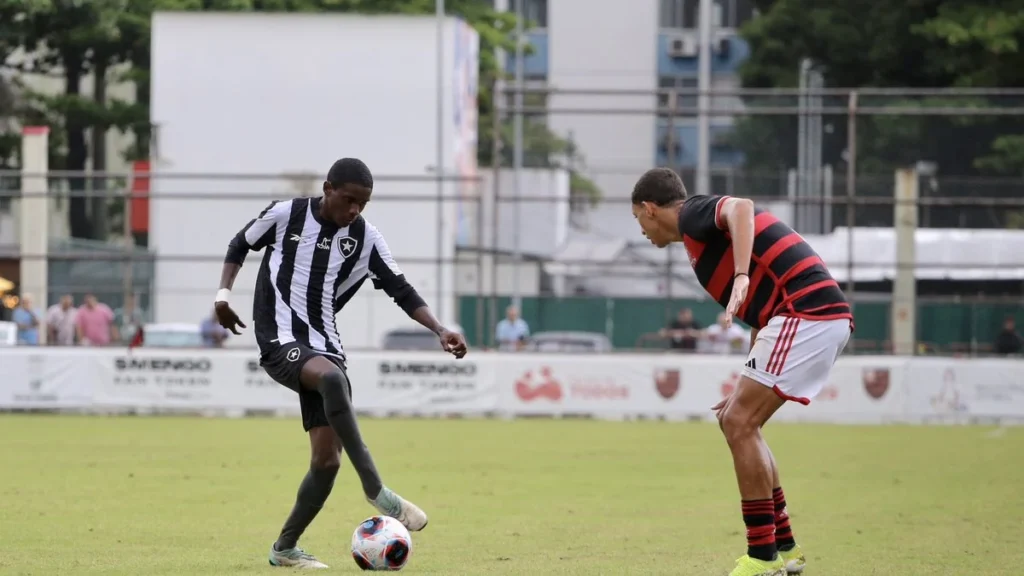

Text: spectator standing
xmin=994 ymin=316 xmax=1022 ymax=356
xmin=200 ymin=309 xmax=230 ymax=348
xmin=495 ymin=305 xmax=530 ymax=351
xmin=662 ymin=308 xmax=702 ymax=352
xmin=12 ymin=293 xmax=43 ymax=345
xmin=76 ymin=294 xmax=116 ymax=346
xmin=46 ymin=294 xmax=78 ymax=346
xmin=703 ymin=312 xmax=750 ymax=354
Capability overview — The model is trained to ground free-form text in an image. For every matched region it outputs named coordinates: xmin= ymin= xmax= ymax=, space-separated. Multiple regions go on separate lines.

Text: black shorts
xmin=259 ymin=342 xmax=351 ymax=432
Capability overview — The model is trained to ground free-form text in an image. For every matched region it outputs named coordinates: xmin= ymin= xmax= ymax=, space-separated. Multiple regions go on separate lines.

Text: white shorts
xmin=742 ymin=315 xmax=851 ymax=405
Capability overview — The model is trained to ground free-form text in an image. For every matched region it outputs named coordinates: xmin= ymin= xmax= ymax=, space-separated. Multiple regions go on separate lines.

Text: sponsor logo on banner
xmin=113 ymin=355 xmax=213 ymax=400
xmin=974 ymin=383 xmax=1024 ymax=403
xmin=516 ymin=367 xmax=562 ymax=402
xmin=817 ymin=383 xmax=840 ymax=401
xmin=245 ymin=359 xmax=279 ymax=388
xmin=862 ymin=368 xmax=890 ymax=399
xmin=11 ymin=354 xmax=59 ymax=403
xmin=721 ymin=371 xmax=741 ymax=398
xmin=377 ymin=361 xmax=478 ymax=404
xmin=930 ymin=368 xmax=968 ymax=413
xmin=654 ymin=369 xmax=681 ymax=400
xmin=514 ymin=366 xmax=629 ymax=403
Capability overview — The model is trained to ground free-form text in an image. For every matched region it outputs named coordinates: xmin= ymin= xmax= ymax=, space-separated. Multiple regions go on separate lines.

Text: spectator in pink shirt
xmin=76 ymin=294 xmax=117 ymax=346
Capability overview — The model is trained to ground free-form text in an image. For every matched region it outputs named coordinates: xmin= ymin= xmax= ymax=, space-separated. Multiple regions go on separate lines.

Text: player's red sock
xmin=773 ymin=487 xmax=796 ymax=551
xmin=741 ymin=499 xmax=778 ymax=562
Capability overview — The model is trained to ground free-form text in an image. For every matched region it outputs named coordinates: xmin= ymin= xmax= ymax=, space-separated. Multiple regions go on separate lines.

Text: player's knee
xmin=310 ymin=452 xmax=341 ymax=472
xmin=317 ymin=370 xmax=352 ymax=414
xmin=719 ymin=405 xmax=759 ymax=446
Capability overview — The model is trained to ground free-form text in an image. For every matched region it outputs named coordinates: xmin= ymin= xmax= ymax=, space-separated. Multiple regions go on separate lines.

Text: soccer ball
xmin=351 ymin=515 xmax=413 ymax=571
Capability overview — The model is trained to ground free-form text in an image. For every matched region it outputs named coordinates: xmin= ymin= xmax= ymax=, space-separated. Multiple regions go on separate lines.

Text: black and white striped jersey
xmin=225 ymin=197 xmax=425 ymax=359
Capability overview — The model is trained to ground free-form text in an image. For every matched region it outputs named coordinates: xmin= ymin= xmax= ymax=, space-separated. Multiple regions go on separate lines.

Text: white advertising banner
xmin=1 ymin=347 xmax=1022 ymax=424
xmin=93 ymin=349 xmax=228 ymax=409
xmin=902 ymin=358 xmax=1024 ymax=420
xmin=234 ymin=355 xmax=304 ymax=413
xmin=496 ymin=354 xmax=695 ymax=418
xmin=0 ymin=348 xmax=95 ymax=408
xmin=348 ymin=353 xmax=497 ymax=414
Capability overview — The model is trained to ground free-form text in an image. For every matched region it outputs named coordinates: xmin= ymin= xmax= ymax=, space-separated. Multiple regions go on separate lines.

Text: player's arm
xmin=717 ymin=196 xmax=756 ymax=276
xmin=215 ymin=201 xmax=283 ymax=333
xmin=367 ymin=229 xmax=468 ymax=358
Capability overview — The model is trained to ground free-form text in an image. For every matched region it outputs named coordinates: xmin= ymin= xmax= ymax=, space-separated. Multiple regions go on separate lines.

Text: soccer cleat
xmin=268 ymin=544 xmax=329 ymax=569
xmin=728 ymin=554 xmax=787 ymax=576
xmin=779 ymin=545 xmax=806 ymax=574
xmin=368 ymin=486 xmax=428 ymax=531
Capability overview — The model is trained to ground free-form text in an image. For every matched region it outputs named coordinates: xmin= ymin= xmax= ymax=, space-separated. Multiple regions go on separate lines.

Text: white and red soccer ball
xmin=351 ymin=515 xmax=412 ymax=571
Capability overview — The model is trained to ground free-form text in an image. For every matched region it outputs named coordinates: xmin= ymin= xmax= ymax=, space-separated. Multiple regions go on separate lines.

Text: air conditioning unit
xmin=667 ymin=36 xmax=698 ymax=59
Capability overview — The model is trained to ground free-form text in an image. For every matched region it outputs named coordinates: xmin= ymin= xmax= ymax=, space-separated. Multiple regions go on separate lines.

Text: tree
xmin=4 ymin=0 xmax=599 ymax=241
xmin=16 ymin=0 xmax=153 ymax=238
xmin=729 ymin=0 xmax=1024 ymax=227
xmin=0 ymin=0 xmax=53 ymax=167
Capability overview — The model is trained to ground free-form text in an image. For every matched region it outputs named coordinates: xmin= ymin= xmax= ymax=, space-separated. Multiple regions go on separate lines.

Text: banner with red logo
xmin=0 ymin=348 xmax=1022 ymax=424
xmin=499 ymin=352 xmax=724 ymax=420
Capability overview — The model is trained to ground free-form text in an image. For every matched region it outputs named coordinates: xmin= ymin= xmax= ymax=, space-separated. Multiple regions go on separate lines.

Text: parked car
xmin=524 ymin=331 xmax=613 ymax=353
xmin=141 ymin=323 xmax=204 ymax=348
xmin=381 ymin=323 xmax=464 ymax=351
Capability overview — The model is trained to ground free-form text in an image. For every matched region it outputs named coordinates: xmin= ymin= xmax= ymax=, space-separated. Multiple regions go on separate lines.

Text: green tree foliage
xmin=731 ymin=0 xmax=1024 ymax=212
xmin=0 ymin=0 xmax=599 ymax=239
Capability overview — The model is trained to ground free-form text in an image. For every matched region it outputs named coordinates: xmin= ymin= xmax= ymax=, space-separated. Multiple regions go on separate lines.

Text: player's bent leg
xmin=298 ymin=356 xmax=428 ymax=532
xmin=721 ymin=377 xmax=787 ymax=576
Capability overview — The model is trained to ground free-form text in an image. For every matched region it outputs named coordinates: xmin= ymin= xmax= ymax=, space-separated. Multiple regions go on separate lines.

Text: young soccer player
xmin=215 ymin=158 xmax=468 ymax=569
xmin=631 ymin=168 xmax=852 ymax=576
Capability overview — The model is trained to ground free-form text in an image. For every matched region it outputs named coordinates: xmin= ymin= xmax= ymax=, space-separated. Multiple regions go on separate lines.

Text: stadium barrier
xmin=1 ymin=347 xmax=1022 ymax=425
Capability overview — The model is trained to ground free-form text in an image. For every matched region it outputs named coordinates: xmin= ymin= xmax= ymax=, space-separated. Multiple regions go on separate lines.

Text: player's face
xmin=323 ymin=182 xmax=372 ymax=227
xmin=632 ymin=202 xmax=669 ymax=248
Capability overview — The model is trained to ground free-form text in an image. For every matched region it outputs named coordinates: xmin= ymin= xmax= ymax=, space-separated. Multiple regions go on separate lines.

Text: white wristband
xmin=215 ymin=288 xmax=231 ymax=303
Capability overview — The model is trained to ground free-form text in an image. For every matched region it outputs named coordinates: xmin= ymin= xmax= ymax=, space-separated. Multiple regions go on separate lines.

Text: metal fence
xmin=1 ymin=87 xmax=1023 ymax=354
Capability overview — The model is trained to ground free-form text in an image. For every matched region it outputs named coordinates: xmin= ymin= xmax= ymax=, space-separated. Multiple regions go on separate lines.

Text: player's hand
xmin=214 ymin=301 xmax=246 ymax=335
xmin=724 ymin=274 xmax=750 ymax=328
xmin=438 ymin=328 xmax=468 ymax=359
xmin=712 ymin=396 xmax=731 ymax=422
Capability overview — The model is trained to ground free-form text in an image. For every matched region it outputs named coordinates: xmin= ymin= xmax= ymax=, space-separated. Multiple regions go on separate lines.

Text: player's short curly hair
xmin=631 ymin=167 xmax=687 ymax=207
xmin=327 ymin=158 xmax=374 ymax=189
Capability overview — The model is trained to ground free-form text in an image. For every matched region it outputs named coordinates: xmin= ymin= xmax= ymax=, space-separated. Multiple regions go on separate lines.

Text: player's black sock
xmin=741 ymin=499 xmax=778 ymax=562
xmin=773 ymin=487 xmax=796 ymax=551
xmin=275 ymin=465 xmax=339 ymax=551
xmin=317 ymin=371 xmax=384 ymax=500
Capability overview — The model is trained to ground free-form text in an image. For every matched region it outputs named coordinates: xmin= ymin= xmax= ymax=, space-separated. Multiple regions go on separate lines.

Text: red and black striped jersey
xmin=677 ymin=194 xmax=853 ymax=330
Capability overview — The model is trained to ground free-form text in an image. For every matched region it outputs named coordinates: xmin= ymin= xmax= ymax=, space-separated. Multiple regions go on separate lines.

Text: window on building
xmin=510 ymin=0 xmax=548 ymax=28
xmin=660 ymin=0 xmax=699 ymax=29
xmin=657 ymin=76 xmax=698 ymax=115
xmin=660 ymin=0 xmax=755 ymax=29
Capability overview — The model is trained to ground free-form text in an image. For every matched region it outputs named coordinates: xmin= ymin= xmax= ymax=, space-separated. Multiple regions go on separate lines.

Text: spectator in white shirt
xmin=495 ymin=305 xmax=530 ymax=351
xmin=46 ymin=294 xmax=78 ymax=346
xmin=703 ymin=312 xmax=750 ymax=355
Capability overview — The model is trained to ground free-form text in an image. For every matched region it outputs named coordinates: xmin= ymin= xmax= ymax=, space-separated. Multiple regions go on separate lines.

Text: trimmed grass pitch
xmin=0 ymin=415 xmax=1020 ymax=574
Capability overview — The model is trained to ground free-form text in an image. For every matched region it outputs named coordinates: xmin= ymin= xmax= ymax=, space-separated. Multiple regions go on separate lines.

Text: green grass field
xmin=0 ymin=415 xmax=1021 ymax=575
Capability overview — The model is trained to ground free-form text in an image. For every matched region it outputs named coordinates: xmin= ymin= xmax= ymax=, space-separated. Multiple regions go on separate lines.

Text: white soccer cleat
xmin=268 ymin=545 xmax=329 ymax=569
xmin=368 ymin=486 xmax=429 ymax=532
